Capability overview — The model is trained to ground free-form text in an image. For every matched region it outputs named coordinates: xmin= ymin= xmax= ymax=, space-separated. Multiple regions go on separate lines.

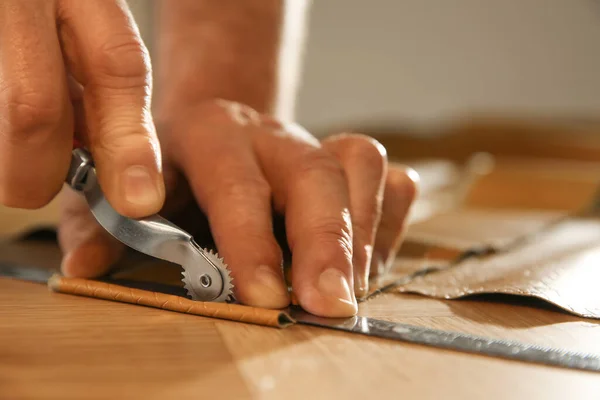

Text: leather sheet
xmin=398 ymin=149 xmax=600 ymax=261
xmin=390 ymin=217 xmax=600 ymax=319
xmin=375 ymin=156 xmax=600 ymax=320
xmin=403 ymin=208 xmax=566 ymax=255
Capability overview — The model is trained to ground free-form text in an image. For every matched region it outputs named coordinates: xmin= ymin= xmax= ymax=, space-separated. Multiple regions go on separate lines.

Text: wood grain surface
xmin=2 ymin=271 xmax=600 ymax=400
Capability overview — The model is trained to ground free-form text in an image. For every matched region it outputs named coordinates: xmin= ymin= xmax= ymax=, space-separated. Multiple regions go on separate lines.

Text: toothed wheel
xmin=181 ymin=248 xmax=235 ymax=303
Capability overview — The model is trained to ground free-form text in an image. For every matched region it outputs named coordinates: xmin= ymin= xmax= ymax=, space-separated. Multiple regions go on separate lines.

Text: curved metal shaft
xmin=65 ymin=148 xmax=227 ymax=301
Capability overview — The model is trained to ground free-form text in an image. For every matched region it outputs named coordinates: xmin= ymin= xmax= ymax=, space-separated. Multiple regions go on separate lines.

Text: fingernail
xmin=122 ymin=166 xmax=161 ymax=208
xmin=318 ymin=268 xmax=357 ymax=311
xmin=249 ymin=265 xmax=290 ymax=308
xmin=355 ymin=244 xmax=372 ymax=300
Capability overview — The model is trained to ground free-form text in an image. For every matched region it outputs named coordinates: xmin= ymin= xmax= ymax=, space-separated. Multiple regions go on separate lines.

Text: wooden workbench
xmin=1 ymin=271 xmax=599 ymax=399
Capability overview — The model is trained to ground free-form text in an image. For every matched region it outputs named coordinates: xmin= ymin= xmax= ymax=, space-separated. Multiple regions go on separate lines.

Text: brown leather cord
xmin=48 ymin=275 xmax=294 ymax=328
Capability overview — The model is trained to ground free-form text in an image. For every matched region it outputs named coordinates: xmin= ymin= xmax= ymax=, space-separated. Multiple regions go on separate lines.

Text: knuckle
xmin=388 ymin=165 xmax=420 ymax=202
xmin=94 ymin=34 xmax=150 ymax=85
xmin=309 ymin=214 xmax=353 ymax=257
xmin=377 ymin=167 xmax=420 ymax=235
xmin=0 ymin=86 xmax=64 ymax=138
xmin=294 ymin=149 xmax=346 ymax=182
xmin=328 ymin=133 xmax=388 ymax=171
xmin=94 ymin=129 xmax=157 ymax=158
xmin=200 ymin=99 xmax=262 ymax=126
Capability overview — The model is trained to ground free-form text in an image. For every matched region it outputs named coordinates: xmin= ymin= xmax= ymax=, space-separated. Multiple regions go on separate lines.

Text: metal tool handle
xmin=65 ymin=148 xmax=194 ymax=266
xmin=64 ymin=147 xmax=232 ymax=302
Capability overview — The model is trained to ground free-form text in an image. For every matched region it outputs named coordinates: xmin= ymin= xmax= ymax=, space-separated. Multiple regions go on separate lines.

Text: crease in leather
xmin=404 ymin=208 xmax=567 ymax=255
xmin=390 ymin=217 xmax=600 ymax=319
xmin=48 ymin=275 xmax=294 ymax=328
xmin=375 ymin=162 xmax=600 ymax=317
xmin=365 ymin=251 xmax=465 ymax=301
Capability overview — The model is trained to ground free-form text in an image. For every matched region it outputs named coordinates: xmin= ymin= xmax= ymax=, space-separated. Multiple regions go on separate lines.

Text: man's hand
xmin=59 ymin=99 xmax=418 ymax=318
xmin=0 ymin=0 xmax=164 ymax=217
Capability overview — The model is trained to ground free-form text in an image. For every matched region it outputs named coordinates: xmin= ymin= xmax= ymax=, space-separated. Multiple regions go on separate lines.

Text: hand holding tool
xmin=65 ymin=147 xmax=234 ymax=302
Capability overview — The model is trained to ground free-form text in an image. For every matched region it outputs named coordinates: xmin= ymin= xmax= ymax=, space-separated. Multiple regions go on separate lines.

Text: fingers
xmin=58 ymin=188 xmax=124 ymax=278
xmin=0 ymin=0 xmax=72 ymax=208
xmin=322 ymin=133 xmax=387 ymax=299
xmin=167 ymin=102 xmax=289 ymax=309
xmin=370 ymin=165 xmax=420 ymax=277
xmin=60 ymin=73 xmax=123 ymax=279
xmin=252 ymin=122 xmax=357 ymax=317
xmin=57 ymin=0 xmax=164 ymax=218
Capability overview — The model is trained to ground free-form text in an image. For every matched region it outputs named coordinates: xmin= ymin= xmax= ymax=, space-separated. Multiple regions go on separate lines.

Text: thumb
xmin=58 ymin=0 xmax=165 ymax=218
xmin=58 ymin=188 xmax=124 ymax=278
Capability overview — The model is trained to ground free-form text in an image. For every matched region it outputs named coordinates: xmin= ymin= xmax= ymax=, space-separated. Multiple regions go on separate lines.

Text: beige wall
xmin=128 ymin=0 xmax=600 ymax=133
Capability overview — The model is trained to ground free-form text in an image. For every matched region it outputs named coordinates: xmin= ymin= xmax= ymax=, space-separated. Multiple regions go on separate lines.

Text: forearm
xmin=154 ymin=0 xmax=309 ymax=120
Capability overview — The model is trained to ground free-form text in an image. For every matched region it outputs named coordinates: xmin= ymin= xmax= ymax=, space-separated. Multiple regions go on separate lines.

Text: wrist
xmin=154 ymin=0 xmax=284 ymax=117
xmin=155 ymin=66 xmax=277 ymax=120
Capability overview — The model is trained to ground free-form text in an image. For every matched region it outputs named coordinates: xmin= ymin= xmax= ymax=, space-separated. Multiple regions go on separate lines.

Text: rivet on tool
xmin=199 ymin=274 xmax=212 ymax=288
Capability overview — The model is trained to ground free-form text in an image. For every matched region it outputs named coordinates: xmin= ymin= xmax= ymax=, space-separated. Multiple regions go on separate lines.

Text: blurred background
xmin=128 ymin=0 xmax=600 ymax=134
xmin=125 ymin=0 xmax=600 ymax=225
xmin=2 ymin=0 xmax=600 ymax=236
